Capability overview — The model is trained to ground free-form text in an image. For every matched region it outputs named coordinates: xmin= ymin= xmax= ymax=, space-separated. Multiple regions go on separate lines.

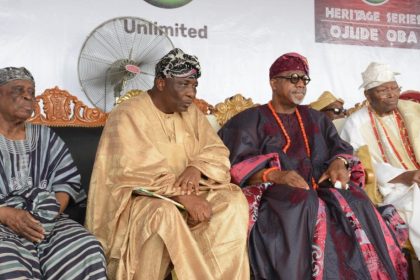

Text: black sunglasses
xmin=273 ymin=73 xmax=311 ymax=85
xmin=321 ymin=108 xmax=346 ymax=115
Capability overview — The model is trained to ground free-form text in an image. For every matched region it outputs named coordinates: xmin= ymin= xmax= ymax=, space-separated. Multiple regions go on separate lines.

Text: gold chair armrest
xmin=356 ymin=145 xmax=383 ymax=205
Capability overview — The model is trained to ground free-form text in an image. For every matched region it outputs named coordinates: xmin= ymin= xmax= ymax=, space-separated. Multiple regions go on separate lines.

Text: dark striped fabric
xmin=0 ymin=124 xmax=106 ymax=279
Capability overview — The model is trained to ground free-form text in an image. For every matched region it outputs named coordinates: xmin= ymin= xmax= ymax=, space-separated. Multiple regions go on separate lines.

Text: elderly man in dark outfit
xmin=218 ymin=53 xmax=408 ymax=280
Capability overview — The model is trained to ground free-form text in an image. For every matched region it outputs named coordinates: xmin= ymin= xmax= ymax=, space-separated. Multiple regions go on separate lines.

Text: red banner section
xmin=315 ymin=0 xmax=420 ymax=49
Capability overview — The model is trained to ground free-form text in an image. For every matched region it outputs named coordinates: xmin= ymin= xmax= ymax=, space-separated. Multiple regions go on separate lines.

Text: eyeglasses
xmin=372 ymin=86 xmax=402 ymax=97
xmin=273 ymin=73 xmax=311 ymax=85
xmin=321 ymin=108 xmax=346 ymax=115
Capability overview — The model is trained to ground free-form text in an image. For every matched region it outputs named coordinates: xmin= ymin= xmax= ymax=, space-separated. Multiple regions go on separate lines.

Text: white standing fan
xmin=78 ymin=17 xmax=174 ymax=112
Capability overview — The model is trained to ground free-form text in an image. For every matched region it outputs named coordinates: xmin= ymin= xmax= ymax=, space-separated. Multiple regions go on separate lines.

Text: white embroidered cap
xmin=359 ymin=62 xmax=400 ymax=90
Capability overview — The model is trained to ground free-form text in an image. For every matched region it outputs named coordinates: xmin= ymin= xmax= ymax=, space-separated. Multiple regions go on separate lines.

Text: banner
xmin=1 ymin=0 xmax=419 ymax=109
xmin=315 ymin=0 xmax=420 ymax=49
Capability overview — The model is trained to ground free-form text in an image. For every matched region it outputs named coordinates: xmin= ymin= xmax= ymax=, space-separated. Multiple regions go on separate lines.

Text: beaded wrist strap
xmin=335 ymin=156 xmax=350 ymax=170
xmin=262 ymin=167 xmax=279 ymax=183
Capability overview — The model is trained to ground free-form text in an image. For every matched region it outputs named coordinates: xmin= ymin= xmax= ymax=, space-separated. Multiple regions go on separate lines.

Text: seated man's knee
xmin=145 ymin=199 xmax=184 ymax=224
xmin=215 ymin=190 xmax=248 ymax=219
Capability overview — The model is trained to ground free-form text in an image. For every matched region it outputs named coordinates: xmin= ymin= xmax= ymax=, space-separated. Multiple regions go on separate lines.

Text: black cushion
xmin=51 ymin=126 xmax=103 ymax=224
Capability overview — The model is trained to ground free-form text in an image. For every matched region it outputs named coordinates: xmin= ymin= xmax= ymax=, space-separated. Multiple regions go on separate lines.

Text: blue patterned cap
xmin=0 ymin=67 xmax=35 ymax=86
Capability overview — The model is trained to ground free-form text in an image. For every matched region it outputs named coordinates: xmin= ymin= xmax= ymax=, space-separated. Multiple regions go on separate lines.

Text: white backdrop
xmin=1 ymin=0 xmax=419 ymax=109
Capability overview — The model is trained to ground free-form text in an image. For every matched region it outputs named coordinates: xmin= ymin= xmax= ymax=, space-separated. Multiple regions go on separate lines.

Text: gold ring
xmin=187 ymin=181 xmax=193 ymax=185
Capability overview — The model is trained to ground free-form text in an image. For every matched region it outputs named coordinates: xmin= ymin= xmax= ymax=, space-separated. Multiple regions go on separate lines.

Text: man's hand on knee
xmin=175 ymin=166 xmax=201 ymax=195
xmin=173 ymin=195 xmax=212 ymax=226
xmin=389 ymin=170 xmax=420 ymax=186
xmin=0 ymin=207 xmax=45 ymax=242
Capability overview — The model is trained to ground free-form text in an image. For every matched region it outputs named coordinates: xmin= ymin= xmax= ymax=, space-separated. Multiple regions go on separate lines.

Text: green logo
xmin=144 ymin=0 xmax=192 ymax=9
xmin=362 ymin=0 xmax=389 ymax=5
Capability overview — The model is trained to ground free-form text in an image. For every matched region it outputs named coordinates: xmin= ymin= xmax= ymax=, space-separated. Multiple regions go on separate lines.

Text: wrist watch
xmin=335 ymin=156 xmax=350 ymax=169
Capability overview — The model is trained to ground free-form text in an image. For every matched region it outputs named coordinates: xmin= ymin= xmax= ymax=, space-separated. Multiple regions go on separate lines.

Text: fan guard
xmin=78 ymin=17 xmax=174 ymax=112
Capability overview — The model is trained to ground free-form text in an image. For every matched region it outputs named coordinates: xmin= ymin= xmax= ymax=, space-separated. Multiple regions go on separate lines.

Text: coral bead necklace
xmin=268 ymin=102 xmax=317 ymax=188
xmin=368 ymin=107 xmax=420 ymax=170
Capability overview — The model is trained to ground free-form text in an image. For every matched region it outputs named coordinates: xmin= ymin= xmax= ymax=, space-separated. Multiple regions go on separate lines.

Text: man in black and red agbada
xmin=218 ymin=52 xmax=408 ymax=279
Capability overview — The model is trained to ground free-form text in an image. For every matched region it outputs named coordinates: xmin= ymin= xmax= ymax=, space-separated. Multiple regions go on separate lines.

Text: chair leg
xmin=403 ymin=248 xmax=420 ymax=280
xmin=411 ymin=258 xmax=420 ymax=280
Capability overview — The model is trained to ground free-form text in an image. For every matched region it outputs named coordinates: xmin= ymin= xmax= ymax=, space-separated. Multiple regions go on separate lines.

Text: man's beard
xmin=290 ymin=90 xmax=306 ymax=105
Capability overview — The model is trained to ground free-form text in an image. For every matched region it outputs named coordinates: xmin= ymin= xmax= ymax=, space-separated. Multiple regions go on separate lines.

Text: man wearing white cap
xmin=341 ymin=62 xmax=420 ymax=259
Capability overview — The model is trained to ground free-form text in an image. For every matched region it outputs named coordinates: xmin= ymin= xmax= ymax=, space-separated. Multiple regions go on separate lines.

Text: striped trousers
xmin=0 ymin=217 xmax=107 ymax=279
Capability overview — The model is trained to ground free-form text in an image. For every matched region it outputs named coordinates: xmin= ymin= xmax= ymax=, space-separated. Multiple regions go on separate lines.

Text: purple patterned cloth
xmin=219 ymin=104 xmax=408 ymax=280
